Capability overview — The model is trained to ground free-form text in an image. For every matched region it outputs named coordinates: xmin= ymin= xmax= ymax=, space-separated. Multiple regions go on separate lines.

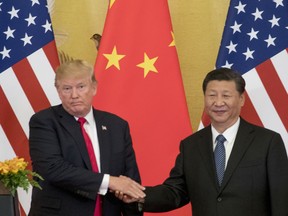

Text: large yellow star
xmin=103 ymin=46 xmax=125 ymax=70
xmin=137 ymin=52 xmax=158 ymax=78
xmin=110 ymin=0 xmax=116 ymax=8
xmin=169 ymin=31 xmax=175 ymax=47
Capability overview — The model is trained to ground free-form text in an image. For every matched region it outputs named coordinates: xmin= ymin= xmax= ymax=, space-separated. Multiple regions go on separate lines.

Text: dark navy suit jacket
xmin=144 ymin=118 xmax=288 ymax=216
xmin=28 ymin=105 xmax=142 ymax=216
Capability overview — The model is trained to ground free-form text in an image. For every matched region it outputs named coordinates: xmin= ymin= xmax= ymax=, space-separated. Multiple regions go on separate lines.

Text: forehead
xmin=58 ymin=73 xmax=91 ymax=83
xmin=206 ymin=80 xmax=237 ymax=92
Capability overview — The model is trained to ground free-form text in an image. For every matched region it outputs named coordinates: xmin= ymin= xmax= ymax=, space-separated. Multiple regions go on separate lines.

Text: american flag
xmin=201 ymin=0 xmax=288 ymax=152
xmin=0 ymin=0 xmax=59 ymax=214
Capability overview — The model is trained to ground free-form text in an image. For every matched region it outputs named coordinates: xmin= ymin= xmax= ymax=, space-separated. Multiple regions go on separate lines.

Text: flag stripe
xmin=28 ymin=48 xmax=60 ymax=107
xmin=244 ymin=69 xmax=287 ymax=142
xmin=13 ymin=58 xmax=51 ymax=112
xmin=0 ymin=87 xmax=29 ymax=160
xmin=43 ymin=41 xmax=60 ymax=71
xmin=19 ymin=204 xmax=27 ymax=216
xmin=256 ymin=60 xmax=288 ymax=131
xmin=271 ymin=49 xmax=288 ymax=94
xmin=240 ymin=92 xmax=263 ymax=126
xmin=0 ymin=68 xmax=34 ymax=136
xmin=0 ymin=126 xmax=16 ymax=160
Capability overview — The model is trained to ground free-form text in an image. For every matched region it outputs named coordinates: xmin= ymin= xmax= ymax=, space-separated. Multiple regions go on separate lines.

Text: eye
xmin=62 ymin=86 xmax=71 ymax=91
xmin=77 ymin=84 xmax=87 ymax=91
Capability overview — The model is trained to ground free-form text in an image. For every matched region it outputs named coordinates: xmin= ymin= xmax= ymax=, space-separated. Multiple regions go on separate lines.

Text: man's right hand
xmin=109 ymin=175 xmax=146 ymax=200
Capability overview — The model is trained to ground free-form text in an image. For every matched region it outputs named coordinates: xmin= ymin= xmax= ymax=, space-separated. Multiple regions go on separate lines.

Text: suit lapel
xmin=197 ymin=126 xmax=219 ymax=188
xmin=93 ymin=109 xmax=111 ymax=174
xmin=220 ymin=119 xmax=254 ymax=191
xmin=54 ymin=105 xmax=92 ymax=170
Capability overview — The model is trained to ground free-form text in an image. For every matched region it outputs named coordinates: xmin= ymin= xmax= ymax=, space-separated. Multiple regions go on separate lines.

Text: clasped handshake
xmin=109 ymin=175 xmax=146 ymax=203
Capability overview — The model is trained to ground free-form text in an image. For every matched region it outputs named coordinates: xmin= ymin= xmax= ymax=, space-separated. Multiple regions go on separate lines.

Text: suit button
xmin=217 ymin=197 xmax=222 ymax=202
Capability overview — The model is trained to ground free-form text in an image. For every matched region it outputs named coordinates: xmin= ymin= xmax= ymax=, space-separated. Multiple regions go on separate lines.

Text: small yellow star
xmin=137 ymin=52 xmax=158 ymax=78
xmin=110 ymin=0 xmax=116 ymax=8
xmin=103 ymin=46 xmax=125 ymax=70
xmin=169 ymin=31 xmax=175 ymax=47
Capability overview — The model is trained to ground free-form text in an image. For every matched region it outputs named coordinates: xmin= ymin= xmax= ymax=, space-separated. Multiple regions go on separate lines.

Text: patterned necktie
xmin=78 ymin=117 xmax=102 ymax=216
xmin=214 ymin=134 xmax=226 ymax=186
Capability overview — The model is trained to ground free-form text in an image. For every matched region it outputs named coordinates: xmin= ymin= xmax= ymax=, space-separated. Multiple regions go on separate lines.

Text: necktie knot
xmin=216 ymin=134 xmax=226 ymax=144
xmin=78 ymin=117 xmax=86 ymax=126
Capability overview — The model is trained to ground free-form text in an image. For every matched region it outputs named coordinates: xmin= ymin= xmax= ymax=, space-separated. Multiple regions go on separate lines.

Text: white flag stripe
xmin=198 ymin=121 xmax=204 ymax=130
xmin=18 ymin=187 xmax=32 ymax=215
xmin=271 ymin=50 xmax=288 ymax=94
xmin=28 ymin=49 xmax=60 ymax=106
xmin=0 ymin=126 xmax=16 ymax=161
xmin=0 ymin=68 xmax=34 ymax=137
xmin=244 ymin=69 xmax=288 ymax=150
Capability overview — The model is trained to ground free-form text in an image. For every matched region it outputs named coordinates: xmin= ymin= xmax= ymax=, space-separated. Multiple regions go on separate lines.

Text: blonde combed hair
xmin=55 ymin=59 xmax=97 ymax=87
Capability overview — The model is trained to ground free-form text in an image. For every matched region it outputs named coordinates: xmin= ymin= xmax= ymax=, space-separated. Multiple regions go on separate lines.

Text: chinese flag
xmin=94 ymin=0 xmax=192 ymax=215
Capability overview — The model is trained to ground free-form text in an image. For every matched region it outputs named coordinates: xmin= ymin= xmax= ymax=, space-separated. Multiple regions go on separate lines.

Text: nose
xmin=71 ymin=87 xmax=79 ymax=98
xmin=214 ymin=96 xmax=225 ymax=106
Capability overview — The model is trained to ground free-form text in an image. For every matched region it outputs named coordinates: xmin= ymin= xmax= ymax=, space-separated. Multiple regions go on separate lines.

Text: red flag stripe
xmin=256 ymin=60 xmax=288 ymax=132
xmin=201 ymin=112 xmax=210 ymax=127
xmin=43 ymin=41 xmax=60 ymax=72
xmin=13 ymin=58 xmax=51 ymax=113
xmin=240 ymin=92 xmax=263 ymax=126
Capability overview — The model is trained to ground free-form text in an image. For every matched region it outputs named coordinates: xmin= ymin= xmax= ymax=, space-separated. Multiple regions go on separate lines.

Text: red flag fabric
xmin=0 ymin=1 xmax=60 ymax=214
xmin=200 ymin=0 xmax=288 ymax=153
xmin=94 ymin=0 xmax=192 ymax=215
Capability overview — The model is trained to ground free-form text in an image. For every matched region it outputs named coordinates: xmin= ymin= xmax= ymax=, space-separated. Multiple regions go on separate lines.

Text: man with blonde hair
xmin=29 ymin=60 xmax=145 ymax=216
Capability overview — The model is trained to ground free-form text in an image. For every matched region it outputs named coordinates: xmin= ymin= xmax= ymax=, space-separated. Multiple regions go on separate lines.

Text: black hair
xmin=202 ymin=68 xmax=246 ymax=94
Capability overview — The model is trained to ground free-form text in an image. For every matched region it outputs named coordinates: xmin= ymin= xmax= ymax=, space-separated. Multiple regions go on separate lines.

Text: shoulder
xmin=240 ymin=118 xmax=280 ymax=137
xmin=30 ymin=104 xmax=63 ymax=122
xmin=239 ymin=118 xmax=284 ymax=148
xmin=181 ymin=125 xmax=211 ymax=147
xmin=93 ymin=108 xmax=128 ymax=125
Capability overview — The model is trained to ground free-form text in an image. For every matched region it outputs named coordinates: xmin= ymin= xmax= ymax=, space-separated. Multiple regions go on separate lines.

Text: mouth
xmin=71 ymin=102 xmax=83 ymax=106
xmin=213 ymin=110 xmax=226 ymax=115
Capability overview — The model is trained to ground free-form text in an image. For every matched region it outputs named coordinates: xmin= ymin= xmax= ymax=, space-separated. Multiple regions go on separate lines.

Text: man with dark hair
xmin=119 ymin=68 xmax=288 ymax=216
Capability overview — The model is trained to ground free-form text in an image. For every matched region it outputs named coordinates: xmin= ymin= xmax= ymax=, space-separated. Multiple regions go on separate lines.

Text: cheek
xmin=204 ymin=99 xmax=213 ymax=108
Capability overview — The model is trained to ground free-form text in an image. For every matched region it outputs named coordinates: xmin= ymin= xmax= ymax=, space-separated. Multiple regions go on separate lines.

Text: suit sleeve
xmin=267 ymin=133 xmax=288 ymax=215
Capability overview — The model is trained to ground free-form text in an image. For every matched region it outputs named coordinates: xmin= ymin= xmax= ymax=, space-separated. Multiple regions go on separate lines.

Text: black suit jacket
xmin=144 ymin=118 xmax=288 ymax=216
xmin=28 ymin=105 xmax=142 ymax=216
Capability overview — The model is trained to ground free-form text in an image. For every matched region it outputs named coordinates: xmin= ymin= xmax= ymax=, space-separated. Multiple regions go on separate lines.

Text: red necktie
xmin=78 ymin=117 xmax=102 ymax=216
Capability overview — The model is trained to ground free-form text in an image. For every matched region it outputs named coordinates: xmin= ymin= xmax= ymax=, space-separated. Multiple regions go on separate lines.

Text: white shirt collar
xmin=75 ymin=107 xmax=94 ymax=125
xmin=211 ymin=117 xmax=240 ymax=144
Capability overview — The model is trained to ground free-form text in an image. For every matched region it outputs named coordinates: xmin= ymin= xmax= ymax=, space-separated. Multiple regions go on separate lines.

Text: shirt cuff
xmin=98 ymin=174 xmax=109 ymax=195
